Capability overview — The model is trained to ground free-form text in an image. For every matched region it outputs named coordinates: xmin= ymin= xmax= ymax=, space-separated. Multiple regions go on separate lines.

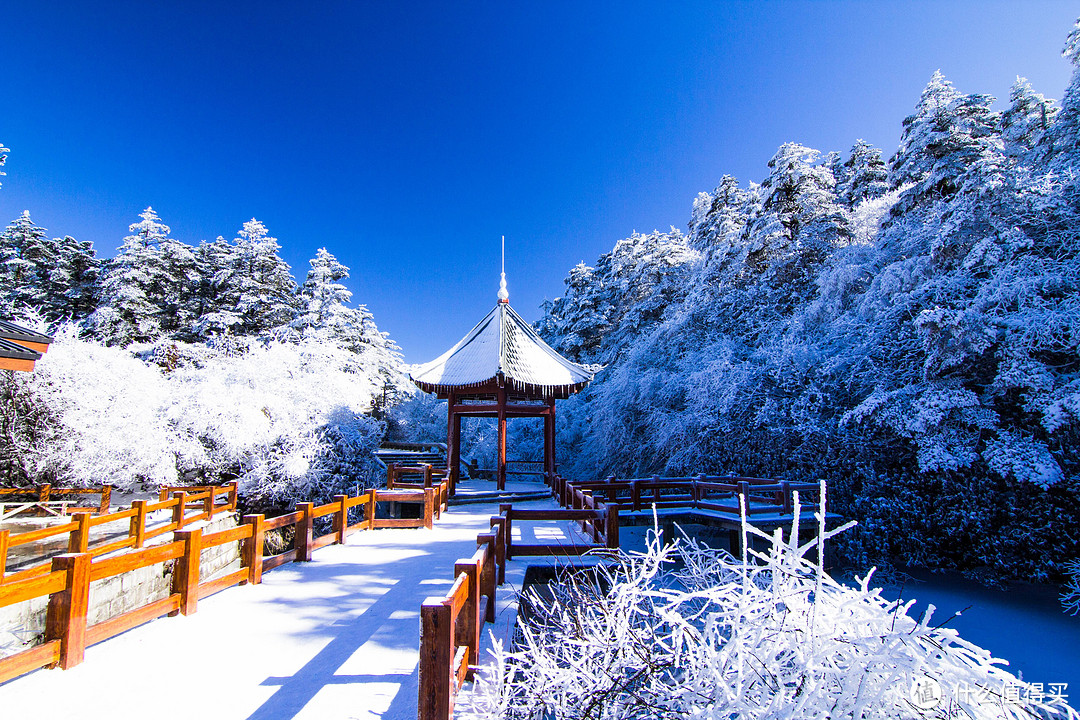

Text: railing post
xmin=418 ymin=599 xmax=453 ymax=720
xmin=46 ymin=552 xmax=91 ymax=669
xmin=500 ymin=506 xmax=513 ymax=561
xmin=489 ymin=517 xmax=506 ymax=584
xmin=159 ymin=486 xmax=169 ymax=503
xmin=606 ymin=506 xmax=620 ymax=549
xmin=131 ymin=499 xmax=149 ymax=549
xmin=366 ymin=490 xmax=377 ymax=530
xmin=781 ymin=481 xmax=792 ymax=514
xmin=203 ymin=487 xmax=215 ymax=520
xmin=68 ymin=512 xmax=92 ymax=554
xmin=228 ymin=480 xmax=239 ymax=511
xmin=454 ymin=558 xmax=481 ymax=675
xmin=738 ymin=481 xmax=751 ymax=516
xmin=243 ymin=514 xmax=266 ymax=585
xmin=476 ymin=532 xmax=497 ymax=622
xmin=632 ymin=480 xmax=641 ymax=512
xmin=333 ymin=495 xmax=348 ymax=544
xmin=0 ymin=528 xmax=8 ymax=579
xmin=99 ymin=484 xmax=112 ymax=514
xmin=173 ymin=528 xmax=203 ymax=616
xmin=386 ymin=462 xmax=395 ymax=490
xmin=424 ymin=464 xmax=433 ymax=489
xmin=173 ymin=491 xmax=187 ymax=530
xmin=39 ymin=483 xmax=51 ymax=503
xmin=424 ymin=488 xmax=435 ymax=529
xmin=296 ymin=502 xmax=314 ymax=561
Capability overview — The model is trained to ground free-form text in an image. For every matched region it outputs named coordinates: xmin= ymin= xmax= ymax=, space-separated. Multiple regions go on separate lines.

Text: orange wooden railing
xmin=0 ymin=484 xmax=113 ymax=515
xmin=0 ymin=483 xmax=239 ymax=585
xmin=552 ymin=474 xmax=819 ymax=515
xmin=387 ymin=462 xmax=455 ymax=502
xmin=417 ymin=490 xmax=619 ymax=720
xmin=0 ymin=478 xmax=453 ymax=685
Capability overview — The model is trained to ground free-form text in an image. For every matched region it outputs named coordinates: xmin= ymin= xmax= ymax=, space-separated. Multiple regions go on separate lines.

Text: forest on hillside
xmin=0 ymin=196 xmax=410 ymax=512
xmin=528 ymin=27 xmax=1080 ymax=582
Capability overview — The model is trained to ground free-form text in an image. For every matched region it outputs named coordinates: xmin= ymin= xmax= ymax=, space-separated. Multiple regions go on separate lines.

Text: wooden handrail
xmin=0 ymin=477 xmax=455 ymax=686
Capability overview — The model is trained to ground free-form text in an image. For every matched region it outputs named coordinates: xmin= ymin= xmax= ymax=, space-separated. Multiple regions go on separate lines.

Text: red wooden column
xmin=545 ymin=399 xmax=557 ymax=481
xmin=497 ymin=385 xmax=508 ymax=490
xmin=446 ymin=390 xmax=459 ymax=487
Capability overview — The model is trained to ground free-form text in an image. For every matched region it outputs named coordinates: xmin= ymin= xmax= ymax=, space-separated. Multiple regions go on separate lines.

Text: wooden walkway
xmin=0 ymin=494 xmax=583 ymax=720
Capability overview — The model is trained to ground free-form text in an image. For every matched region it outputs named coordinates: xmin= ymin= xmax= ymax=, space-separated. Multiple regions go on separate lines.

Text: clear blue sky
xmin=1 ymin=2 xmax=1076 ymax=363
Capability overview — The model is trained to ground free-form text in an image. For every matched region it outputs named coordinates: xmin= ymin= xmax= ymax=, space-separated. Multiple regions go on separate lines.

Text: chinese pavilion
xmin=410 ymin=270 xmax=599 ymax=489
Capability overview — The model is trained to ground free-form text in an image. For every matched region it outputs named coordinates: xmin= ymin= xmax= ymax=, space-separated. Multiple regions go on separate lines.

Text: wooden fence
xmin=386 ymin=463 xmax=454 ymax=507
xmin=553 ymin=474 xmax=820 ymax=516
xmin=0 ymin=484 xmax=113 ymax=518
xmin=418 ymin=494 xmax=618 ymax=720
xmin=0 ymin=483 xmax=239 ymax=585
xmin=0 ymin=480 xmax=451 ymax=684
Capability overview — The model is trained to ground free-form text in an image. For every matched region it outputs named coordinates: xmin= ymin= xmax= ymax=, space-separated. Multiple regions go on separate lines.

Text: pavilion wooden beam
xmin=0 ymin=357 xmax=36 ymax=372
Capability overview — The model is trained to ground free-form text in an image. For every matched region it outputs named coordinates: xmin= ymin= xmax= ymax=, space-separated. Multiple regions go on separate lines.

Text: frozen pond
xmin=876 ymin=567 xmax=1080 ymax=696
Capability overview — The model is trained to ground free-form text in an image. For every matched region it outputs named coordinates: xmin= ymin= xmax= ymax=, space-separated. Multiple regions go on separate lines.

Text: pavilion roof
xmin=410 ymin=302 xmax=599 ymax=398
xmin=0 ymin=319 xmax=51 ymax=372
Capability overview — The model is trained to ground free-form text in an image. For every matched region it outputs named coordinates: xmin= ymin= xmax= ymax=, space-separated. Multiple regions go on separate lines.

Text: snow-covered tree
xmin=228 ymin=218 xmax=298 ymax=336
xmin=839 ymin=139 xmax=889 ymax=206
xmin=87 ymin=207 xmax=175 ymax=345
xmin=0 ymin=211 xmax=55 ymax=317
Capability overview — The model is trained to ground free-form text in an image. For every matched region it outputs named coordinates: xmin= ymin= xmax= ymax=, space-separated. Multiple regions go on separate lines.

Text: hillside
xmin=536 ymin=30 xmax=1080 ymax=580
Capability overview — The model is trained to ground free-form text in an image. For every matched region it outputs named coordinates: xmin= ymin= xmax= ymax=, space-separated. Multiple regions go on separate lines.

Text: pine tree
xmin=293 ymin=248 xmax=353 ymax=333
xmin=1043 ymin=19 xmax=1080 ymax=173
xmin=889 ymin=72 xmax=1004 ymax=211
xmin=86 ymin=207 xmax=174 ymax=345
xmin=230 ymin=219 xmax=298 ymax=335
xmin=1001 ymin=77 xmax=1059 ymax=159
xmin=0 ymin=211 xmax=55 ymax=316
xmin=190 ymin=237 xmax=240 ymax=338
xmin=50 ymin=235 xmax=100 ymax=321
xmin=744 ymin=143 xmax=848 ymax=309
xmin=839 ymin=140 xmax=888 ymax=206
xmin=0 ymin=142 xmax=8 ymax=189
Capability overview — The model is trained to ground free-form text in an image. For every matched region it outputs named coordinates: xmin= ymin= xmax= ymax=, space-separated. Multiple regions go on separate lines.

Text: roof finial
xmin=498 ymin=235 xmax=509 ymax=303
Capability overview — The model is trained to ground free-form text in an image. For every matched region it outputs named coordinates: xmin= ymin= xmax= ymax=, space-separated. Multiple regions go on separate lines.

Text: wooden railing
xmin=0 ymin=479 xmax=452 ymax=684
xmin=0 ymin=484 xmax=113 ymax=517
xmin=553 ymin=474 xmax=819 ymax=516
xmin=418 ymin=494 xmax=618 ymax=720
xmin=419 ymin=513 xmax=506 ymax=720
xmin=0 ymin=483 xmax=239 ymax=585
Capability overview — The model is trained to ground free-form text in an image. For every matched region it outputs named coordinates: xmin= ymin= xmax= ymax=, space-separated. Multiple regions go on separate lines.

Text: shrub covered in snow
xmin=463 ymin=494 xmax=1078 ymax=720
xmin=0 ymin=327 xmax=398 ymax=509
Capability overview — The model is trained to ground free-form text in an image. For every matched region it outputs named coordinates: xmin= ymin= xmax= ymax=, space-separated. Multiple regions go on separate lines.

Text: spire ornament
xmin=498 ymin=234 xmax=509 ymax=303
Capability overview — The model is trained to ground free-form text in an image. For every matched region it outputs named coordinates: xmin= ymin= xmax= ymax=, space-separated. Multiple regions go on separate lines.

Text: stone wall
xmin=0 ymin=512 xmax=241 ymax=658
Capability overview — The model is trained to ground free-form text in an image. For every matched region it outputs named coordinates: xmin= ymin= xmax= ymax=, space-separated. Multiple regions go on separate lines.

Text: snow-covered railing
xmin=418 ymin=496 xmax=619 ymax=720
xmin=386 ymin=462 xmax=455 ymax=507
xmin=558 ymin=474 xmax=820 ymax=515
xmin=0 ymin=479 xmax=455 ymax=684
xmin=0 ymin=484 xmax=113 ymax=516
xmin=0 ymin=483 xmax=240 ymax=585
xmin=419 ymin=513 xmax=506 ymax=720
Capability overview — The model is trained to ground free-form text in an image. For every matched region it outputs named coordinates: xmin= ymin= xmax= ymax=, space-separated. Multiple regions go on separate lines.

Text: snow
xmin=0 ymin=495 xmax=587 ymax=720
xmin=409 ymin=302 xmax=596 ymax=396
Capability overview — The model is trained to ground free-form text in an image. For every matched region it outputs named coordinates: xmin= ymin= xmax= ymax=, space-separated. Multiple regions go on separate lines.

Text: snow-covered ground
xmin=0 ymin=496 xmax=590 ymax=720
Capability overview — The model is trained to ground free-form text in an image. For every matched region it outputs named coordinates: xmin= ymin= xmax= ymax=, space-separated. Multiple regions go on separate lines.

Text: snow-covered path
xmin=0 ymin=498 xmax=571 ymax=720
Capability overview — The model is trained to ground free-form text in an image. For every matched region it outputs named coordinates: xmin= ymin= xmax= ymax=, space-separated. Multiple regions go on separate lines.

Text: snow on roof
xmin=410 ymin=302 xmax=599 ymax=397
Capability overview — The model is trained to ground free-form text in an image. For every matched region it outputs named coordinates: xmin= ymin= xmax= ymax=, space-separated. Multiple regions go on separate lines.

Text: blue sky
xmin=1 ymin=2 xmax=1076 ymax=363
